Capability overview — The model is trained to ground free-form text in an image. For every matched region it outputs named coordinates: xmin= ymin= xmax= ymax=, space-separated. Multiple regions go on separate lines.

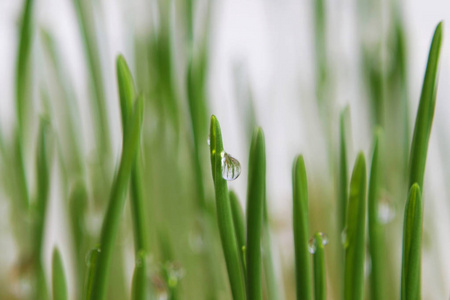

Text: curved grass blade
xmin=367 ymin=129 xmax=385 ymax=300
xmin=88 ymin=98 xmax=144 ymax=300
xmin=401 ymin=184 xmax=423 ymax=300
xmin=117 ymin=56 xmax=149 ymax=299
xmin=246 ymin=128 xmax=265 ymax=300
xmin=292 ymin=155 xmax=313 ymax=300
xmin=312 ymin=233 xmax=326 ymax=300
xmin=209 ymin=115 xmax=246 ymax=300
xmin=408 ymin=22 xmax=443 ymax=190
xmin=343 ymin=153 xmax=367 ymax=300
xmin=230 ymin=190 xmax=246 ymax=271
xmin=52 ymin=248 xmax=68 ymax=300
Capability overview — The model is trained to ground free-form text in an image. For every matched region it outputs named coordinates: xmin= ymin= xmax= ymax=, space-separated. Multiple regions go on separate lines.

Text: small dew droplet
xmin=221 ymin=152 xmax=241 ymax=181
xmin=308 ymin=232 xmax=328 ymax=254
xmin=207 ymin=135 xmax=210 ymax=146
xmin=318 ymin=232 xmax=328 ymax=246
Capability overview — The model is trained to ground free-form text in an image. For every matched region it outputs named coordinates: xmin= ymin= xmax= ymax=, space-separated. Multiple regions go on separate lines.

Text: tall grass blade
xmin=343 ymin=153 xmax=366 ymax=300
xmin=293 ymin=155 xmax=313 ymax=300
xmin=367 ymin=129 xmax=385 ymax=300
xmin=312 ymin=233 xmax=326 ymax=300
xmin=52 ymin=248 xmax=68 ymax=300
xmin=246 ymin=128 xmax=265 ymax=300
xmin=401 ymin=184 xmax=423 ymax=300
xmin=88 ymin=98 xmax=144 ymax=300
xmin=209 ymin=115 xmax=246 ymax=300
xmin=408 ymin=22 xmax=443 ymax=190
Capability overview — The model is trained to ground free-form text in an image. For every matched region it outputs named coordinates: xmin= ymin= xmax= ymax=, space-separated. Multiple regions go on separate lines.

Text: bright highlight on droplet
xmin=308 ymin=232 xmax=328 ymax=254
xmin=221 ymin=152 xmax=241 ymax=181
xmin=207 ymin=135 xmax=210 ymax=146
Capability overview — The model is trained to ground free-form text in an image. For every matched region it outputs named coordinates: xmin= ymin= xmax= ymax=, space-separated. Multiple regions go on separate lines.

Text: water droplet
xmin=164 ymin=261 xmax=185 ymax=289
xmin=221 ymin=152 xmax=241 ymax=181
xmin=378 ymin=201 xmax=396 ymax=224
xmin=308 ymin=232 xmax=328 ymax=254
xmin=207 ymin=135 xmax=210 ymax=146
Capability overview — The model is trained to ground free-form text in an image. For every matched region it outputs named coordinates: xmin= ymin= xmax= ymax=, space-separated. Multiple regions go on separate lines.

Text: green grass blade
xmin=408 ymin=22 xmax=443 ymax=190
xmin=339 ymin=106 xmax=350 ymax=232
xmin=15 ymin=0 xmax=34 ymax=138
xmin=367 ymin=129 xmax=385 ymax=300
xmin=89 ymin=98 xmax=144 ymax=300
xmin=116 ymin=55 xmax=136 ymax=131
xmin=262 ymin=193 xmax=281 ymax=300
xmin=52 ymin=248 xmax=68 ymax=300
xmin=292 ymin=155 xmax=313 ymax=300
xmin=72 ymin=0 xmax=111 ymax=158
xmin=312 ymin=233 xmax=326 ymax=300
xmin=131 ymin=251 xmax=148 ymax=300
xmin=343 ymin=152 xmax=367 ymax=300
xmin=401 ymin=184 xmax=423 ymax=300
xmin=84 ymin=248 xmax=100 ymax=299
xmin=246 ymin=128 xmax=265 ymax=300
xmin=116 ymin=55 xmax=149 ymax=253
xmin=34 ymin=118 xmax=52 ymax=259
xmin=209 ymin=115 xmax=246 ymax=300
xmin=230 ymin=190 xmax=246 ymax=270
xmin=33 ymin=118 xmax=52 ymax=299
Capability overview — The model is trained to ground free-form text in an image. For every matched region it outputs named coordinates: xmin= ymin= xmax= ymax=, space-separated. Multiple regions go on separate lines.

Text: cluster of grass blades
xmin=0 ymin=0 xmax=446 ymax=297
xmin=209 ymin=21 xmax=443 ymax=299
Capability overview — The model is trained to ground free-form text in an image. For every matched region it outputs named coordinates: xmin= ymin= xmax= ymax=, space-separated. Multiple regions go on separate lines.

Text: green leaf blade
xmin=209 ymin=115 xmax=246 ymax=300
xmin=52 ymin=248 xmax=68 ymax=300
xmin=408 ymin=22 xmax=443 ymax=190
xmin=246 ymin=128 xmax=266 ymax=300
xmin=313 ymin=233 xmax=326 ymax=300
xmin=344 ymin=152 xmax=367 ymax=300
xmin=88 ymin=98 xmax=144 ymax=300
xmin=401 ymin=184 xmax=423 ymax=300
xmin=292 ymin=155 xmax=313 ymax=300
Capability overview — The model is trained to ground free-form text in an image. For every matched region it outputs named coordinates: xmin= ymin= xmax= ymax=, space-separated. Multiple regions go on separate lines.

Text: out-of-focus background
xmin=0 ymin=0 xmax=450 ymax=299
